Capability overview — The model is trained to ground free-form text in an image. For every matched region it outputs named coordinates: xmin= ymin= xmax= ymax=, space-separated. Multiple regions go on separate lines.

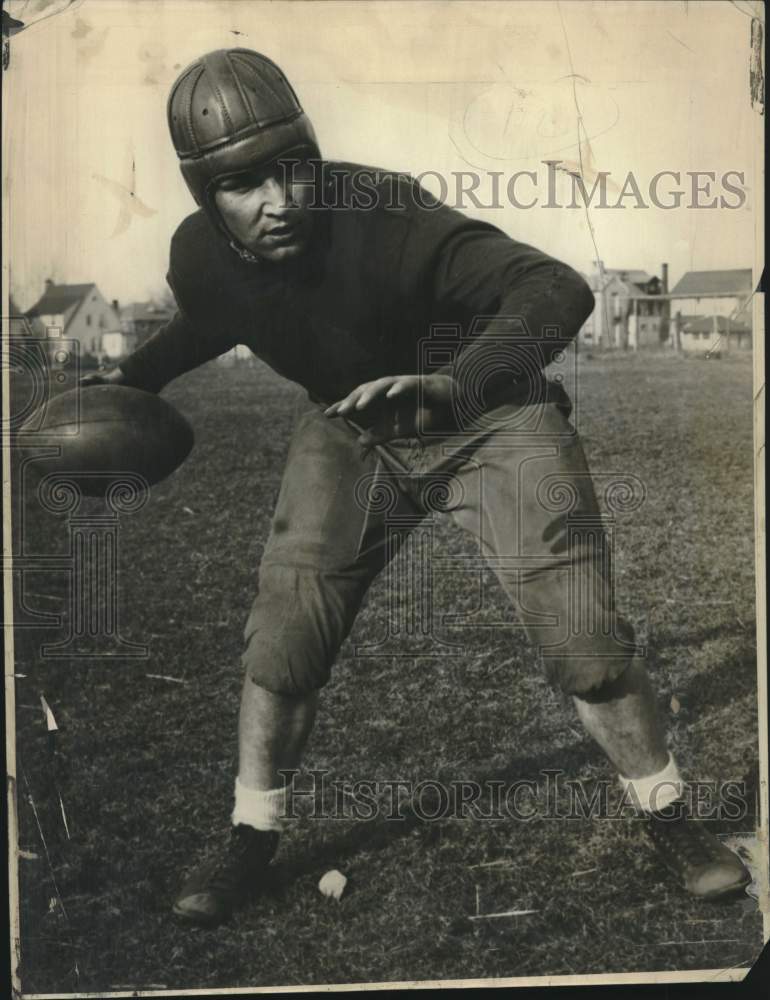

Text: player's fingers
xmin=325 ymin=385 xmax=369 ymax=416
xmin=328 ymin=377 xmax=411 ymax=420
xmin=385 ymin=376 xmax=417 ymax=398
xmin=354 ymin=378 xmax=397 ymax=410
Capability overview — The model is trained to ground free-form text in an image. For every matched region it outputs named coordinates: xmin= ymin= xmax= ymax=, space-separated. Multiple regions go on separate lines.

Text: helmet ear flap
xmin=179 ymin=161 xmax=205 ymax=208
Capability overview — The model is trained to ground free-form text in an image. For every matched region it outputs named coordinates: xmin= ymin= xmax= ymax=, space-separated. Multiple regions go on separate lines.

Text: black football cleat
xmin=645 ymin=803 xmax=752 ymax=901
xmin=173 ymin=825 xmax=280 ymax=927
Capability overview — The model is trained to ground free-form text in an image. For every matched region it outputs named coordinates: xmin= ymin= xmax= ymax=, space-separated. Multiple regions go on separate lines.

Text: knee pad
xmin=241 ymin=563 xmax=366 ymax=696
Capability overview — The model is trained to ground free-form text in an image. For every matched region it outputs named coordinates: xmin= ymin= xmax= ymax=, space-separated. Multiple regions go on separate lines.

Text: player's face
xmin=213 ymin=159 xmax=316 ymax=262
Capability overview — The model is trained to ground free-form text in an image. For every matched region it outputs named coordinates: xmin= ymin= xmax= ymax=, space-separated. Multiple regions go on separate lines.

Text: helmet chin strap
xmin=228 ymin=239 xmax=263 ymax=264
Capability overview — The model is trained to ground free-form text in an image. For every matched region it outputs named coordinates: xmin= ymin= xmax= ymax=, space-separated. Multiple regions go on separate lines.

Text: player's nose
xmin=261 ymin=176 xmax=295 ymax=215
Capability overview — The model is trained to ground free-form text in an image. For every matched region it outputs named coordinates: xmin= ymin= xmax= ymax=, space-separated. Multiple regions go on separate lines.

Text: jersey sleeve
xmin=432 ymin=223 xmax=594 ymax=362
xmin=118 ymin=214 xmax=240 ymax=393
xmin=399 ymin=184 xmax=594 ymax=400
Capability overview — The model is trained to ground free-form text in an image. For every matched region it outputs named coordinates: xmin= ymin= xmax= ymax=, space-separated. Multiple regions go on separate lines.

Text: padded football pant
xmin=241 ymin=382 xmax=638 ymax=697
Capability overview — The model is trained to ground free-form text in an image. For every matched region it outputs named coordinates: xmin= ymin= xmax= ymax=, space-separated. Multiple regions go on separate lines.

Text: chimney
xmin=45 ymin=278 xmax=54 ymax=290
xmin=112 ymin=299 xmax=119 ymax=311
xmin=661 ymin=263 xmax=669 ymax=294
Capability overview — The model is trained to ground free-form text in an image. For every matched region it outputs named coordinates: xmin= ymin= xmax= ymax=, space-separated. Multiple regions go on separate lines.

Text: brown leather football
xmin=19 ymin=385 xmax=194 ymax=496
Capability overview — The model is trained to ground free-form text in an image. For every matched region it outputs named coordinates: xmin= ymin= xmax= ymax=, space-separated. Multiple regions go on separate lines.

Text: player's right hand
xmin=79 ymin=367 xmax=127 ymax=387
xmin=324 ymin=374 xmax=457 ymax=447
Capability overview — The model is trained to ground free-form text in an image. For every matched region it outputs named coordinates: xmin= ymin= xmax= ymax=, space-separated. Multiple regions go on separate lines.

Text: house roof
xmin=589 ymin=268 xmax=655 ymax=293
xmin=9 ymin=295 xmax=45 ymax=334
xmin=680 ymin=314 xmax=751 ymax=334
xmin=121 ymin=301 xmax=175 ymax=323
xmin=670 ymin=269 xmax=753 ymax=297
xmin=604 ymin=268 xmax=653 ymax=286
xmin=27 ymin=282 xmax=96 ymax=317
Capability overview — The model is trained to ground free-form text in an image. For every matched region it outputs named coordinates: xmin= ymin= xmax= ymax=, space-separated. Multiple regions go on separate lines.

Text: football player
xmin=85 ymin=49 xmax=750 ymax=926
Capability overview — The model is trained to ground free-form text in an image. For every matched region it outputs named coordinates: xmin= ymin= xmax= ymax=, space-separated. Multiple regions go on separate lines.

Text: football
xmin=20 ymin=385 xmax=195 ymax=496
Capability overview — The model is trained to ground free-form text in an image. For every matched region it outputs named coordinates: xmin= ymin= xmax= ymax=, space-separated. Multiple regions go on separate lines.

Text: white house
xmin=668 ymin=269 xmax=754 ymax=356
xmin=580 ymin=263 xmax=670 ymax=351
xmin=26 ymin=280 xmax=135 ymax=364
xmin=669 ymin=269 xmax=754 ymax=321
xmin=678 ymin=314 xmax=752 ymax=356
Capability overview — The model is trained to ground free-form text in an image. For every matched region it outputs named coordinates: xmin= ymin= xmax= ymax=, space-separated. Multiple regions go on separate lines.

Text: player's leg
xmin=237 ymin=685 xmax=319 ymax=791
xmin=174 ymin=400 xmax=418 ymax=925
xmin=445 ymin=388 xmax=750 ymax=899
xmin=571 ymin=660 xmax=667 ymax=778
xmin=234 ymin=403 xmax=418 ymax=788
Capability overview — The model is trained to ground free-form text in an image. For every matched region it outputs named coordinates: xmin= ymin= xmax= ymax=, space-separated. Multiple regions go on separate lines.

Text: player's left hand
xmin=324 ymin=374 xmax=456 ymax=447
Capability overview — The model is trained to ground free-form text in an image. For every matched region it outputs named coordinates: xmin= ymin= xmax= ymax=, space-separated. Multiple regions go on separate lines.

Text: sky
xmin=3 ymin=0 xmax=764 ymax=311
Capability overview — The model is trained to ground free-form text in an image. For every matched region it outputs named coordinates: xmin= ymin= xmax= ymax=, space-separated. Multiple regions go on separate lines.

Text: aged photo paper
xmin=3 ymin=0 xmax=768 ymax=995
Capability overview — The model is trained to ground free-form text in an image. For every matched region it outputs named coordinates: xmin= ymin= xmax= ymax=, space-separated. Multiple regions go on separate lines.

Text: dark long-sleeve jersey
xmin=119 ymin=163 xmax=594 ymax=403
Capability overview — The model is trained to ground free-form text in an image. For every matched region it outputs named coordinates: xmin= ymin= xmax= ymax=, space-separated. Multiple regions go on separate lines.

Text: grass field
xmin=10 ymin=350 xmax=764 ymax=992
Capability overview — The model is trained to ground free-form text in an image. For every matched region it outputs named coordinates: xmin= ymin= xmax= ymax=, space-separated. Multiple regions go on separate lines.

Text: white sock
xmin=231 ymin=777 xmax=287 ymax=832
xmin=619 ymin=753 xmax=683 ymax=813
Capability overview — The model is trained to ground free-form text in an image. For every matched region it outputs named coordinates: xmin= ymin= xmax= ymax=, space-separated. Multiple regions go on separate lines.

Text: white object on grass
xmin=318 ymin=869 xmax=347 ymax=900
